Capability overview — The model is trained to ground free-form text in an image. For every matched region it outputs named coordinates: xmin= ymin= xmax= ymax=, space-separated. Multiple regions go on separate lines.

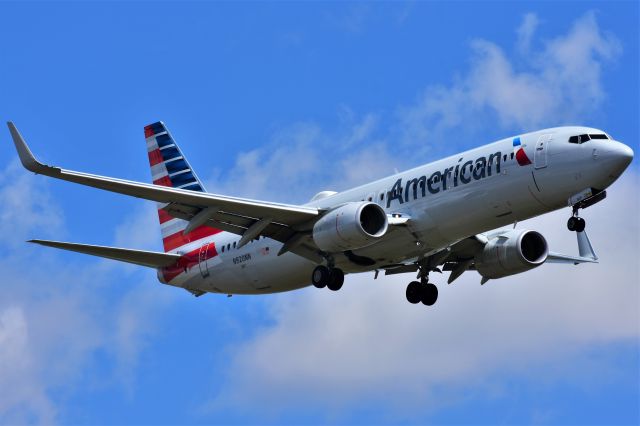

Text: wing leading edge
xmin=8 ymin=122 xmax=325 ymax=262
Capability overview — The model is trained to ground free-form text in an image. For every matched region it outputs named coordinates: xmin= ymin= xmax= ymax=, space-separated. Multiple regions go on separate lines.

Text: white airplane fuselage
xmin=160 ymin=126 xmax=633 ymax=295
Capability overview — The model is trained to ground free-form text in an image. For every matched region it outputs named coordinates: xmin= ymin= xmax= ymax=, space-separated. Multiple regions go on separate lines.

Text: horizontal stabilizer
xmin=29 ymin=239 xmax=181 ymax=268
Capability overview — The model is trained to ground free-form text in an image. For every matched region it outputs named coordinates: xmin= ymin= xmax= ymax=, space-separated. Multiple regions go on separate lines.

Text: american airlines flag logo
xmin=513 ymin=137 xmax=532 ymax=166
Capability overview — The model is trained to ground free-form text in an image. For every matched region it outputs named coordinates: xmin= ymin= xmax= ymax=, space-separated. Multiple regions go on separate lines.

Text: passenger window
xmin=368 ymin=197 xmax=372 ymax=201
xmin=579 ymin=134 xmax=590 ymax=143
xmin=503 ymin=154 xmax=507 ymax=162
xmin=568 ymin=135 xmax=579 ymax=144
xmin=221 ymin=245 xmax=225 ymax=253
xmin=227 ymin=244 xmax=231 ymax=251
xmin=380 ymin=193 xmax=384 ymax=200
xmin=510 ymin=152 xmax=514 ymax=160
xmin=233 ymin=242 xmax=236 ymax=248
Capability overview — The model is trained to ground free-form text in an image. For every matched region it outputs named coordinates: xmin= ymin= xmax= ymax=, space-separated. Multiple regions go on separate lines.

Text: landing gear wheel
xmin=406 ymin=281 xmax=421 ymax=304
xmin=327 ymin=268 xmax=344 ymax=291
xmin=312 ymin=265 xmax=330 ymax=288
xmin=567 ymin=216 xmax=586 ymax=232
xmin=420 ymin=283 xmax=438 ymax=306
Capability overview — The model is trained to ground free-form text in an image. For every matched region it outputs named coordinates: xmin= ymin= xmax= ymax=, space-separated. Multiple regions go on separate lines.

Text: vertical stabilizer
xmin=144 ymin=121 xmax=221 ymax=252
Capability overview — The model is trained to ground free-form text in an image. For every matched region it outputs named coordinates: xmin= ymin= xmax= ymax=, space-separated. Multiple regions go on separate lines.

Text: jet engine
xmin=313 ymin=202 xmax=388 ymax=252
xmin=475 ymin=229 xmax=548 ymax=279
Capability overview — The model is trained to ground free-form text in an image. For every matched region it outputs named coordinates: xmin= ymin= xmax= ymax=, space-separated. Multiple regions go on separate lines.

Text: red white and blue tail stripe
xmin=145 ymin=122 xmax=221 ymax=252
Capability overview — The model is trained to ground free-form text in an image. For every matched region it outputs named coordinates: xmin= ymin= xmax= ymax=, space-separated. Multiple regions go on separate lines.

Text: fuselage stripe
xmin=160 ymin=243 xmax=219 ymax=283
xmin=162 ymin=226 xmax=223 ymax=252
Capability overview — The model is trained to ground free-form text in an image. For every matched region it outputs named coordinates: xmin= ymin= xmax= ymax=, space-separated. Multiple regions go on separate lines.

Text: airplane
xmin=7 ymin=121 xmax=633 ymax=306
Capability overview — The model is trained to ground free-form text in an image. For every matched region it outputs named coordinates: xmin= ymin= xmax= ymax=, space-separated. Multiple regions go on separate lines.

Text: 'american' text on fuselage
xmin=386 ymin=151 xmax=502 ymax=208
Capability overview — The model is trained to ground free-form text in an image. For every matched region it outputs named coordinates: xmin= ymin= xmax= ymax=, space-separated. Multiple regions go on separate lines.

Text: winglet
xmin=546 ymin=229 xmax=599 ymax=264
xmin=7 ymin=122 xmax=50 ymax=173
xmin=577 ymin=230 xmax=598 ymax=261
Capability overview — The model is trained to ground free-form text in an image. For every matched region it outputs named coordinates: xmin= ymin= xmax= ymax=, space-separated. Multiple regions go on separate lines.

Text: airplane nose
xmin=613 ymin=142 xmax=634 ymax=168
xmin=603 ymin=141 xmax=634 ymax=175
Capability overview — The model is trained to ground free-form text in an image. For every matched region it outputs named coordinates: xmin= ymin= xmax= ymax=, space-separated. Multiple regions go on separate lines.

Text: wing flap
xmin=29 ymin=239 xmax=181 ymax=268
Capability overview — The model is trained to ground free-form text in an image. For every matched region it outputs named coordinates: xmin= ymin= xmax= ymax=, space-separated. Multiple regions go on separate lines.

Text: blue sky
xmin=0 ymin=1 xmax=638 ymax=425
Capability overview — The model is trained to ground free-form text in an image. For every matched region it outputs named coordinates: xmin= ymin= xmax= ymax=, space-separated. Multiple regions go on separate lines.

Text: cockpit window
xmin=569 ymin=133 xmax=609 ymax=144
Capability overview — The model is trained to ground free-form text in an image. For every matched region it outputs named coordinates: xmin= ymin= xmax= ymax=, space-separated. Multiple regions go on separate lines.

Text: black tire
xmin=420 ymin=283 xmax=438 ymax=306
xmin=567 ymin=216 xmax=578 ymax=231
xmin=575 ymin=217 xmax=586 ymax=232
xmin=327 ymin=268 xmax=344 ymax=291
xmin=406 ymin=281 xmax=421 ymax=304
xmin=312 ymin=265 xmax=330 ymax=288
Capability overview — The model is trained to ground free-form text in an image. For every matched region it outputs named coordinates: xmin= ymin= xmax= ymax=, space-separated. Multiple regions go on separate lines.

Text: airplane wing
xmin=29 ymin=239 xmax=181 ymax=268
xmin=383 ymin=229 xmax=599 ymax=284
xmin=8 ymin=122 xmax=325 ymax=262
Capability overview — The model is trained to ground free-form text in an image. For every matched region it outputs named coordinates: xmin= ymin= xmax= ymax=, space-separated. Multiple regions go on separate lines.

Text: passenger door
xmin=534 ymin=134 xmax=552 ymax=169
xmin=198 ymin=242 xmax=213 ymax=278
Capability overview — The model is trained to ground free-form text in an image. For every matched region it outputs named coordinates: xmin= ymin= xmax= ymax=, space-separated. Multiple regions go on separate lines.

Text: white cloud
xmin=398 ymin=11 xmax=622 ymax=143
xmin=209 ymin=173 xmax=639 ymax=420
xmin=517 ymin=13 xmax=539 ymax=54
xmin=0 ymin=161 xmax=175 ymax=423
xmin=0 ymin=161 xmax=64 ymax=248
xmin=205 ymin=116 xmax=403 ymax=203
xmin=0 ymin=307 xmax=55 ymax=425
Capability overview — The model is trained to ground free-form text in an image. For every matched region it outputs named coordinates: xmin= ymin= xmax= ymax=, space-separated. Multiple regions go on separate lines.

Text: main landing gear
xmin=312 ymin=265 xmax=344 ymax=291
xmin=405 ymin=278 xmax=438 ymax=306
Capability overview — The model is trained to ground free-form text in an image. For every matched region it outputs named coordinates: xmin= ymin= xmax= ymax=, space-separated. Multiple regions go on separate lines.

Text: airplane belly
xmin=207 ymin=242 xmax=315 ymax=295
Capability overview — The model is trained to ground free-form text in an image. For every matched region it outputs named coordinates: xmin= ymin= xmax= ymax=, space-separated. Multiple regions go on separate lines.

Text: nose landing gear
xmin=567 ymin=189 xmax=607 ymax=233
xmin=567 ymin=215 xmax=586 ymax=232
xmin=567 ymin=205 xmax=586 ymax=232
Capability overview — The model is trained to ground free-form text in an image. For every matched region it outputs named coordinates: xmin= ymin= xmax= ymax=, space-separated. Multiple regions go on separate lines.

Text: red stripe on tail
xmin=153 ymin=176 xmax=172 ymax=186
xmin=148 ymin=149 xmax=164 ymax=166
xmin=158 ymin=209 xmax=174 ymax=224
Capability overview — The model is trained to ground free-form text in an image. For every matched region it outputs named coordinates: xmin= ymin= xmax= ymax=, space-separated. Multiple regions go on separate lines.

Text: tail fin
xmin=144 ymin=121 xmax=221 ymax=252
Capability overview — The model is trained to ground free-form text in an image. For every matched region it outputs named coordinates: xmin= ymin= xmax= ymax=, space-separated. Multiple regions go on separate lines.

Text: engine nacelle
xmin=475 ymin=229 xmax=549 ymax=279
xmin=312 ymin=202 xmax=388 ymax=252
